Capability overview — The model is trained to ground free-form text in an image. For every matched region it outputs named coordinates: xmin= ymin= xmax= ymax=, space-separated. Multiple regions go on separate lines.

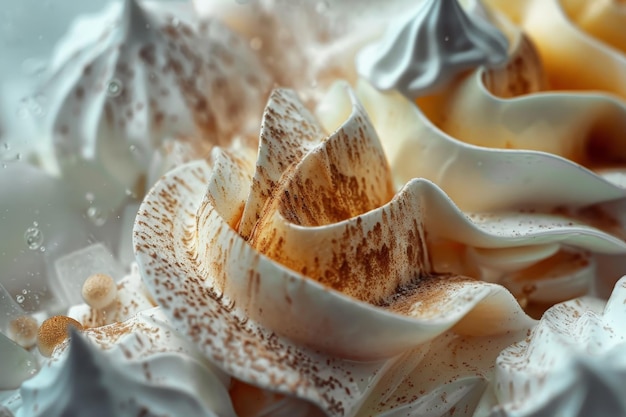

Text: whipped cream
xmin=481 ymin=277 xmax=626 ymax=416
xmin=14 ymin=308 xmax=236 ymax=417
xmin=131 ymin=84 xmax=626 ymax=415
xmin=35 ymin=0 xmax=271 ymax=215
xmin=356 ymin=0 xmax=508 ymax=98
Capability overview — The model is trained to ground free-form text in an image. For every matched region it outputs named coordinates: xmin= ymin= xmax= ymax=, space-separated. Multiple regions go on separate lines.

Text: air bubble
xmin=24 ymin=226 xmax=44 ymax=250
xmin=87 ymin=206 xmax=107 ymax=226
xmin=106 ymin=78 xmax=123 ymax=98
xmin=16 ymin=295 xmax=25 ymax=303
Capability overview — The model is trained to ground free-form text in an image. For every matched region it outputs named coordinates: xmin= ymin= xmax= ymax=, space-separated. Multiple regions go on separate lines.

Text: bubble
xmin=16 ymin=295 xmax=25 ymax=303
xmin=87 ymin=206 xmax=107 ymax=226
xmin=106 ymin=78 xmax=123 ymax=98
xmin=129 ymin=144 xmax=137 ymax=152
xmin=24 ymin=226 xmax=44 ymax=250
xmin=85 ymin=192 xmax=95 ymax=203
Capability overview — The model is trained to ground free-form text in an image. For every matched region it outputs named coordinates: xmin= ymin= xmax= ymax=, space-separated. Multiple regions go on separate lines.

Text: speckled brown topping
xmin=134 ymin=160 xmax=376 ymax=416
xmin=482 ymin=33 xmax=547 ymax=98
xmin=8 ymin=315 xmax=39 ymax=349
xmin=244 ymin=95 xmax=435 ymax=304
xmin=238 ymin=89 xmax=326 ymax=239
xmin=37 ymin=316 xmax=83 ymax=357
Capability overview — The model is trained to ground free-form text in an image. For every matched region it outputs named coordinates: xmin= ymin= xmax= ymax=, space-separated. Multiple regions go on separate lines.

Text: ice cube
xmin=53 ymin=243 xmax=124 ymax=306
xmin=0 ymin=283 xmax=25 ymax=334
xmin=0 ymin=332 xmax=39 ymax=390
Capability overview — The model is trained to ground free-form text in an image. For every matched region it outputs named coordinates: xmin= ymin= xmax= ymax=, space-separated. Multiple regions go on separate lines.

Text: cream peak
xmin=356 ymin=0 xmax=508 ymax=98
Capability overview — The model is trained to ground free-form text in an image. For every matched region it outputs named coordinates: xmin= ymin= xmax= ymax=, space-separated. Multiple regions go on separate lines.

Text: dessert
xmin=1 ymin=0 xmax=626 ymax=416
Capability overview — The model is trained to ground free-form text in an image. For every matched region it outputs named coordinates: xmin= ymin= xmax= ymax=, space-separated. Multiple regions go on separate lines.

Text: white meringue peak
xmin=356 ymin=0 xmax=508 ymax=98
xmin=16 ymin=309 xmax=236 ymax=417
xmin=36 ymin=0 xmax=271 ymax=214
xmin=483 ymin=277 xmax=626 ymax=416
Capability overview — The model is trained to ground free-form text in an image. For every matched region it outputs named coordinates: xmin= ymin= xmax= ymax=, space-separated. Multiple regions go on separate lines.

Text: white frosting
xmin=13 ymin=308 xmax=236 ymax=417
xmin=481 ymin=277 xmax=626 ymax=416
xmin=356 ymin=0 xmax=508 ymax=98
xmin=35 ymin=0 xmax=271 ymax=215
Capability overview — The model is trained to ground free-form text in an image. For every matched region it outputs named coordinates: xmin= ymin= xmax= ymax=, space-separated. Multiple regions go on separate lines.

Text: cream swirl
xmin=13 ymin=308 xmax=236 ymax=417
xmin=35 ymin=0 xmax=271 ymax=215
xmin=479 ymin=277 xmax=626 ymax=416
xmin=134 ymin=84 xmax=626 ymax=415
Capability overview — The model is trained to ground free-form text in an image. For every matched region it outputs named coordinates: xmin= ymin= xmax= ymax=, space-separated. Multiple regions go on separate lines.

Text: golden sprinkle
xmin=37 ymin=316 xmax=83 ymax=357
xmin=8 ymin=315 xmax=38 ymax=349
xmin=82 ymin=273 xmax=118 ymax=310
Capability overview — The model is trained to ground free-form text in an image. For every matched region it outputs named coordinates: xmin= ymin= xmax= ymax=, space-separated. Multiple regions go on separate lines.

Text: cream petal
xmin=498 ymin=248 xmax=595 ymax=304
xmin=356 ymin=330 xmax=527 ymax=417
xmin=441 ymin=65 xmax=626 ymax=167
xmin=238 ymin=89 xmax=326 ymax=239
xmin=354 ymin=79 xmax=626 ymax=212
xmin=466 ymin=244 xmax=560 ymax=275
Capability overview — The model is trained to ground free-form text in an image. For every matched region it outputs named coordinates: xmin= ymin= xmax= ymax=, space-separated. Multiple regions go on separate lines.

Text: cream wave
xmin=426 ymin=13 xmax=626 ymax=176
xmin=134 ymin=84 xmax=626 ymax=416
xmin=33 ymin=0 xmax=271 ymax=215
xmin=4 ymin=308 xmax=236 ymax=417
xmin=484 ymin=0 xmax=626 ymax=97
xmin=476 ymin=276 xmax=626 ymax=416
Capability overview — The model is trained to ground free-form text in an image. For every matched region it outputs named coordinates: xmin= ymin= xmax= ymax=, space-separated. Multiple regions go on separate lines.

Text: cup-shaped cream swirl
xmin=134 ymin=83 xmax=626 ymax=416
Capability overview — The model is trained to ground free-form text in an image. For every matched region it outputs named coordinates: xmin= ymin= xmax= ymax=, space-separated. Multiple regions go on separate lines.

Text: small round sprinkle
xmin=37 ymin=316 xmax=83 ymax=357
xmin=82 ymin=273 xmax=118 ymax=310
xmin=8 ymin=315 xmax=39 ymax=349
